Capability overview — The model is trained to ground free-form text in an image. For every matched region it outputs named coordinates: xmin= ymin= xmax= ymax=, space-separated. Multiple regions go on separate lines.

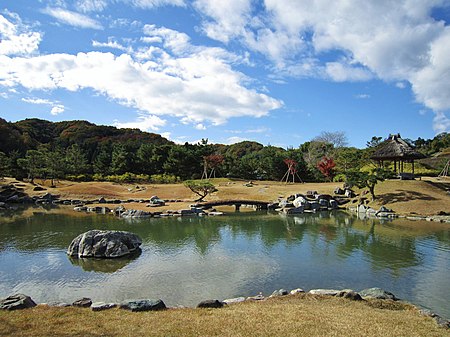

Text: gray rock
xmin=329 ymin=200 xmax=338 ymax=209
xmin=246 ymin=294 xmax=265 ymax=301
xmin=359 ymin=287 xmax=398 ymax=300
xmin=119 ymin=299 xmax=166 ymax=312
xmin=285 ymin=206 xmax=304 ymax=214
xmin=293 ymin=196 xmax=308 ymax=208
xmin=309 ymin=201 xmax=320 ymax=211
xmin=308 ymin=289 xmax=340 ymax=296
xmin=222 ymin=297 xmax=246 ymax=305
xmin=197 ymin=300 xmax=224 ymax=308
xmin=270 ymin=289 xmax=289 ymax=297
xmin=67 ymin=230 xmax=142 ymax=258
xmin=419 ymin=309 xmax=450 ymax=329
xmin=357 ymin=204 xmax=368 ymax=213
xmin=0 ymin=294 xmax=37 ymax=310
xmin=98 ymin=197 xmax=106 ymax=203
xmin=318 ymin=199 xmax=329 ymax=208
xmin=91 ymin=302 xmax=117 ymax=311
xmin=290 ymin=288 xmax=305 ymax=295
xmin=47 ymin=302 xmax=71 ymax=307
xmin=72 ymin=297 xmax=92 ymax=307
xmin=337 ymin=290 xmax=363 ymax=301
xmin=334 ymin=187 xmax=344 ymax=195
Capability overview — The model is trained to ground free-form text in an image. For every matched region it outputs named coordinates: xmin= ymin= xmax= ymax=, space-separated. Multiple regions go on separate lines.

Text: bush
xmin=333 ymin=173 xmax=346 ymax=182
xmin=65 ymin=174 xmax=91 ymax=182
xmin=150 ymin=174 xmax=180 ymax=184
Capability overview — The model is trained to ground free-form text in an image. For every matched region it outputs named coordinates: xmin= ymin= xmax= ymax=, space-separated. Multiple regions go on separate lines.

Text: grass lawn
xmin=0 ymin=295 xmax=449 ymax=337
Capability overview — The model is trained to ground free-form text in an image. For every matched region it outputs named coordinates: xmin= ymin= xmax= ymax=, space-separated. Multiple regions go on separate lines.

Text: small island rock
xmin=67 ymin=230 xmax=142 ymax=258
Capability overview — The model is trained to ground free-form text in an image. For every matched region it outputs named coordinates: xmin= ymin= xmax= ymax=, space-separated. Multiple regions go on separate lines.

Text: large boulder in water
xmin=67 ymin=230 xmax=142 ymax=258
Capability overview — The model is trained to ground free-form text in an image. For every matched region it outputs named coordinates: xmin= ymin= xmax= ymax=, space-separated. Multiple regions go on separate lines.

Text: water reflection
xmin=68 ymin=250 xmax=142 ymax=273
xmin=0 ymin=208 xmax=449 ymax=318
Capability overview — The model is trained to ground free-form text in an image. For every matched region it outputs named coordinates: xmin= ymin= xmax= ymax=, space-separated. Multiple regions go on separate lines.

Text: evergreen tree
xmin=17 ymin=150 xmax=45 ymax=183
xmin=93 ymin=144 xmax=112 ymax=175
xmin=111 ymin=143 xmax=129 ymax=175
xmin=65 ymin=144 xmax=89 ymax=175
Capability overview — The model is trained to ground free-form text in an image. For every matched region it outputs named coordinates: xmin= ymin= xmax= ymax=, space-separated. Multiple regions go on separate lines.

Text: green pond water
xmin=0 ymin=207 xmax=449 ymax=318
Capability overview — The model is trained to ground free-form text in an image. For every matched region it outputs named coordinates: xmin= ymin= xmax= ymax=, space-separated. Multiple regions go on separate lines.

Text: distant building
xmin=370 ymin=134 xmax=425 ymax=177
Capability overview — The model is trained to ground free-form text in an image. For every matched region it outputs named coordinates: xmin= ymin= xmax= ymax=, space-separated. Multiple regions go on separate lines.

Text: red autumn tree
xmin=317 ymin=156 xmax=336 ymax=180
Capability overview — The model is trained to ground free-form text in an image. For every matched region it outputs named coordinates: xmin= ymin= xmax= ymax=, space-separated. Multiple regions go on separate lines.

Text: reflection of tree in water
xmin=336 ymin=221 xmax=421 ymax=274
xmin=68 ymin=249 xmax=141 ymax=273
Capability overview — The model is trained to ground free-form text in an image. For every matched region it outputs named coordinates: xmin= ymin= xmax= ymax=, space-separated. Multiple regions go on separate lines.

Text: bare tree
xmin=313 ymin=131 xmax=348 ymax=148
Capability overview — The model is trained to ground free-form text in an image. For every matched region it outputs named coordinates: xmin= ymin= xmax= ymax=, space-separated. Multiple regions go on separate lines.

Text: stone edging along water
xmin=1 ymin=288 xmax=449 ymax=329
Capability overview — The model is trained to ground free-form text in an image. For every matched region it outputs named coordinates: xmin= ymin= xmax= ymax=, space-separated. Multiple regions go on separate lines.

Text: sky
xmin=0 ymin=0 xmax=449 ymax=148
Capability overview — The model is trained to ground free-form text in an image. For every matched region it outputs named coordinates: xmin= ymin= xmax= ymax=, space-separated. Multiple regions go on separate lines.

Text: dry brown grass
xmin=3 ymin=176 xmax=450 ymax=216
xmin=0 ymin=295 xmax=448 ymax=337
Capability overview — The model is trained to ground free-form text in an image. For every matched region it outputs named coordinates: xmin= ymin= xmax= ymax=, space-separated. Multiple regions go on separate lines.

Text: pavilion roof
xmin=370 ymin=134 xmax=426 ymax=161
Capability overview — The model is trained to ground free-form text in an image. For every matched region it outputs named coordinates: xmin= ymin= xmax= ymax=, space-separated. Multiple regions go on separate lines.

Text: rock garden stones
xmin=197 ymin=299 xmax=224 ymax=308
xmin=270 ymin=289 xmax=289 ymax=297
xmin=290 ymin=288 xmax=305 ymax=295
xmin=0 ymin=294 xmax=37 ymax=310
xmin=222 ymin=297 xmax=246 ymax=305
xmin=67 ymin=230 xmax=142 ymax=258
xmin=359 ymin=287 xmax=398 ymax=300
xmin=72 ymin=297 xmax=92 ymax=307
xmin=119 ymin=299 xmax=166 ymax=312
xmin=91 ymin=302 xmax=117 ymax=311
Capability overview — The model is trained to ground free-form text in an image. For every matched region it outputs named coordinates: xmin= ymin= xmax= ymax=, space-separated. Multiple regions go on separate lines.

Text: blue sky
xmin=0 ymin=0 xmax=449 ymax=148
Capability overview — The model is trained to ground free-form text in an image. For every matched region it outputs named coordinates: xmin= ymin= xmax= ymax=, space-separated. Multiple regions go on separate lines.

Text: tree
xmin=65 ymin=144 xmax=89 ymax=175
xmin=345 ymin=168 xmax=388 ymax=201
xmin=184 ymin=180 xmax=217 ymax=202
xmin=202 ymin=154 xmax=224 ymax=179
xmin=111 ymin=143 xmax=130 ymax=175
xmin=366 ymin=136 xmax=382 ymax=148
xmin=335 ymin=147 xmax=364 ymax=173
xmin=93 ymin=144 xmax=112 ymax=175
xmin=0 ymin=151 xmax=8 ymax=180
xmin=313 ymin=131 xmax=348 ymax=148
xmin=44 ymin=147 xmax=66 ymax=186
xmin=317 ymin=156 xmax=336 ymax=180
xmin=17 ymin=149 xmax=45 ymax=183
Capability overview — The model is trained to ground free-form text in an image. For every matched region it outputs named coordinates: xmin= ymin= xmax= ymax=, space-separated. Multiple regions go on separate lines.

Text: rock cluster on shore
xmin=1 ymin=288 xmax=448 ymax=329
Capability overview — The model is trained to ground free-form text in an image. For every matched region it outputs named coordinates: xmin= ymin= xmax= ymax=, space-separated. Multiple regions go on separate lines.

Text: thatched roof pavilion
xmin=370 ymin=134 xmax=425 ymax=176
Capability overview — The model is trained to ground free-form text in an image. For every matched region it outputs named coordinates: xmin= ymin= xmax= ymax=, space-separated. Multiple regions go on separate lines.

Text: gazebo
xmin=370 ymin=134 xmax=425 ymax=177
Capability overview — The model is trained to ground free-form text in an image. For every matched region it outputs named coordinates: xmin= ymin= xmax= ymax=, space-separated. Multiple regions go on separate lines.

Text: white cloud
xmin=433 ymin=111 xmax=450 ymax=134
xmin=21 ymin=97 xmax=65 ymax=115
xmin=355 ymin=94 xmax=370 ymax=99
xmin=113 ymin=114 xmax=166 ymax=131
xmin=226 ymin=136 xmax=249 ymax=144
xmin=325 ymin=62 xmax=373 ymax=82
xmin=195 ymin=123 xmax=206 ymax=130
xmin=194 ymin=0 xmax=450 ymax=132
xmin=50 ymin=105 xmax=65 ymax=115
xmin=42 ymin=7 xmax=103 ymax=29
xmin=128 ymin=0 xmax=186 ymax=9
xmin=92 ymin=38 xmax=132 ymax=53
xmin=0 ymin=21 xmax=282 ymax=128
xmin=76 ymin=0 xmax=108 ymax=12
xmin=0 ymin=14 xmax=41 ymax=56
xmin=194 ymin=0 xmax=251 ymax=43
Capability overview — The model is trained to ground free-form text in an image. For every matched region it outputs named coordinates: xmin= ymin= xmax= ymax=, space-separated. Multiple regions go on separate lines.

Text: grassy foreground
xmin=1 ymin=295 xmax=448 ymax=337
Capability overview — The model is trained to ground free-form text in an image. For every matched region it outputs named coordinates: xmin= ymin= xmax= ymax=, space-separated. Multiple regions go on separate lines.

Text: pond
xmin=0 ymin=207 xmax=449 ymax=319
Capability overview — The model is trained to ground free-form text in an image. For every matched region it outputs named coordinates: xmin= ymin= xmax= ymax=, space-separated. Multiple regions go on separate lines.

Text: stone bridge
xmin=193 ymin=199 xmax=270 ymax=211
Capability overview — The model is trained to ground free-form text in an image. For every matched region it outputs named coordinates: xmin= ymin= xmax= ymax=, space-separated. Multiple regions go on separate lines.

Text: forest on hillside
xmin=0 ymin=118 xmax=449 ymax=184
